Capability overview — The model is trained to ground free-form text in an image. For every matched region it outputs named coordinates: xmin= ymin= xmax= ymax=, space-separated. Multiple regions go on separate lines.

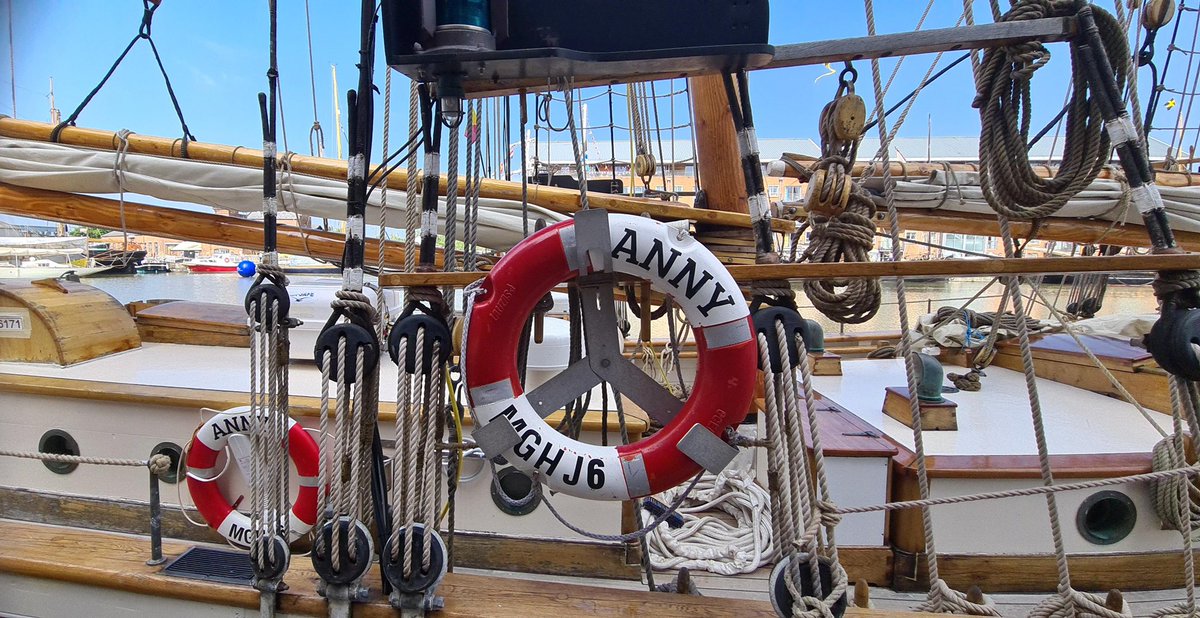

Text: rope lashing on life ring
xmin=462 ymin=210 xmax=757 ymax=500
xmin=185 ymin=406 xmax=320 ymax=547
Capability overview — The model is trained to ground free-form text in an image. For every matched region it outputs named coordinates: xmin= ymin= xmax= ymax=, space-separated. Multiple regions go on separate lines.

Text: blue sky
xmin=3 ymin=0 xmax=1090 ymax=156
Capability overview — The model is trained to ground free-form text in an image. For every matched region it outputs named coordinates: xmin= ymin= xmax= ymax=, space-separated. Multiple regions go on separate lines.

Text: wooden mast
xmin=688 ymin=75 xmax=748 ymax=216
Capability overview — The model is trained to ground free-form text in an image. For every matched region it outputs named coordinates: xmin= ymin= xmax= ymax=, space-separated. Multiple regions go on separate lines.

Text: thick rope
xmin=975 ymin=0 xmax=1127 ymax=221
xmin=801 ymin=86 xmax=881 ymax=325
xmin=863 ymin=1 xmax=994 ymax=613
xmin=0 ymin=449 xmax=171 ymax=473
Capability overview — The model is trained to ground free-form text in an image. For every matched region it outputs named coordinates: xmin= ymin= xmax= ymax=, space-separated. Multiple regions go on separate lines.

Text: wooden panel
xmin=0 ymin=520 xmax=789 ymax=617
xmin=809 ymin=394 xmax=899 ymax=458
xmin=0 ymin=279 xmax=139 ymax=365
xmin=991 ymin=350 xmax=1171 ymax=414
xmin=136 ymin=324 xmax=250 ymax=348
xmin=0 ymin=374 xmax=649 ymax=435
xmin=0 ymin=519 xmax=942 ymax=616
xmin=136 ymin=301 xmax=251 ymax=336
xmin=883 ymin=387 xmax=958 ymax=431
xmin=1000 ymin=334 xmax=1153 ymax=372
xmin=0 ymin=486 xmax=639 ymax=580
xmin=900 ymin=551 xmax=1200 ymax=593
xmin=134 ymin=301 xmax=251 ymax=347
xmin=891 ymin=449 xmax=1154 ymax=480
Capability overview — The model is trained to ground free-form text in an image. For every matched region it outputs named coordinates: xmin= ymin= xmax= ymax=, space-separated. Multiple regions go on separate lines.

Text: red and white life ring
xmin=185 ymin=406 xmax=320 ymax=547
xmin=463 ymin=212 xmax=757 ymax=501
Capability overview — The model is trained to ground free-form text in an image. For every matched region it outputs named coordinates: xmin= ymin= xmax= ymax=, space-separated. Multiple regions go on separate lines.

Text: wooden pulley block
xmin=634 ymin=153 xmax=657 ymax=180
xmin=1143 ymin=0 xmax=1175 ymax=30
xmin=832 ymin=94 xmax=867 ymax=142
xmin=805 ymin=168 xmax=852 ymax=217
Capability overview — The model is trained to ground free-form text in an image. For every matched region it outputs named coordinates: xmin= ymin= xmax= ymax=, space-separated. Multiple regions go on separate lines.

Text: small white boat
xmin=0 ymin=236 xmax=111 ymax=278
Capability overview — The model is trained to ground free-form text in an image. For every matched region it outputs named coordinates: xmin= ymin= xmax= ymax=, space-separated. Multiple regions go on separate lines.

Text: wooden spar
xmin=378 ymin=253 xmax=1200 ymax=287
xmin=893 ymin=209 xmax=1200 ymax=253
xmin=689 ymin=74 xmax=748 ymax=215
xmin=766 ymin=17 xmax=1074 ymax=70
xmin=0 ymin=183 xmax=438 ymax=267
xmin=442 ymin=18 xmax=1073 ymax=96
xmin=770 ymin=155 xmax=1200 ymax=188
xmin=0 ymin=118 xmax=792 ymax=233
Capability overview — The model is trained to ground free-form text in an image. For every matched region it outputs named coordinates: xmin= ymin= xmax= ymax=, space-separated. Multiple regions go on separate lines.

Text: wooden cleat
xmin=882 ymin=386 xmax=958 ymax=431
xmin=809 ymin=351 xmax=843 ymax=376
xmin=853 ymin=579 xmax=872 ymax=608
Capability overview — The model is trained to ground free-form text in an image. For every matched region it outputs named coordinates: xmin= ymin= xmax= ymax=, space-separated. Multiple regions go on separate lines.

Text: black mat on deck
xmin=161 ymin=546 xmax=254 ymax=587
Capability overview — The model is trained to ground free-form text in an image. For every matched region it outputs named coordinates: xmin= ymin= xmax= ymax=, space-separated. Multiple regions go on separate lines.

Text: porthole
xmin=1076 ymin=490 xmax=1137 ymax=545
xmin=490 ymin=466 xmax=540 ymax=516
xmin=150 ymin=441 xmax=185 ymax=484
xmin=38 ymin=429 xmax=80 ymax=475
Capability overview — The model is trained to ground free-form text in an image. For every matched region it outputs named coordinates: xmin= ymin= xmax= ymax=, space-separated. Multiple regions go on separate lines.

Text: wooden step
xmin=0 ymin=519 xmax=940 ymax=617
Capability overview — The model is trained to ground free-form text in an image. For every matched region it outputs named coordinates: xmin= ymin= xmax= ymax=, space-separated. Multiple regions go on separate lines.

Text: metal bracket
xmin=676 ymin=423 xmax=739 ymax=474
xmin=472 ymin=414 xmax=523 ymax=460
xmin=576 ymin=278 xmax=682 ymax=425
xmin=572 ymin=208 xmax=613 ymax=273
xmin=527 ymin=359 xmax=603 ymax=417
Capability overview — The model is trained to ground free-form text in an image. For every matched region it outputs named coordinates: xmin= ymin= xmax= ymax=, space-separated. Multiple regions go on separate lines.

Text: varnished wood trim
xmin=0 ymin=519 xmax=795 ymax=617
xmin=892 ymin=549 xmax=1200 ymax=593
xmin=380 ymin=254 xmax=1200 ymax=287
xmin=0 ymin=373 xmax=648 ymax=434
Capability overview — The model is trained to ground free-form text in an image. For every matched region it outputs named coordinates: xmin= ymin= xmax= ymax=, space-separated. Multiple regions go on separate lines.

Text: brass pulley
xmin=634 ymin=153 xmax=657 ymax=185
xmin=830 ymin=79 xmax=866 ymax=144
xmin=1143 ymin=0 xmax=1176 ymax=30
xmin=806 ymin=169 xmax=854 ymax=218
xmin=805 ymin=64 xmax=864 ymax=218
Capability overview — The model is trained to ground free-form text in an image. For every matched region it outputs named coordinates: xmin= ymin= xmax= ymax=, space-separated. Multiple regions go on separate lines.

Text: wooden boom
xmin=0 ymin=118 xmax=792 ymax=234
xmin=378 ymin=253 xmax=1200 ymax=288
xmin=0 ymin=183 xmax=436 ymax=267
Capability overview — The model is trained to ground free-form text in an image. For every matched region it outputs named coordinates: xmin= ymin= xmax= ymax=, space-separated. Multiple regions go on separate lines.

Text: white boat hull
xmin=0 ymin=265 xmax=110 ymax=278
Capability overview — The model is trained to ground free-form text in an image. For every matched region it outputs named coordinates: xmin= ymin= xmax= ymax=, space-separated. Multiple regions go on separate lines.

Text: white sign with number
xmin=0 ymin=309 xmax=31 ymax=339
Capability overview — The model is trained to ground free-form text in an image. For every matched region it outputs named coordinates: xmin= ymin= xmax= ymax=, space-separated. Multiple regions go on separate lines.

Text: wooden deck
xmin=0 ymin=519 xmax=946 ymax=617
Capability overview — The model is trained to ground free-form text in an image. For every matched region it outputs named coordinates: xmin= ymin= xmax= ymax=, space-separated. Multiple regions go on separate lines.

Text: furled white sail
xmin=0 ymin=138 xmax=566 ymax=251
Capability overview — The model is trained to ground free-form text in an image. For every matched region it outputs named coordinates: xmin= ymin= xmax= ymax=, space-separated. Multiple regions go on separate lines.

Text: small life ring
xmin=463 ymin=212 xmax=756 ymax=500
xmin=185 ymin=406 xmax=320 ymax=547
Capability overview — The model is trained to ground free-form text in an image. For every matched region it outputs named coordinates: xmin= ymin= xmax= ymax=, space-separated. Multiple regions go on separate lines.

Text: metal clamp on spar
xmin=461 ymin=210 xmax=757 ymax=500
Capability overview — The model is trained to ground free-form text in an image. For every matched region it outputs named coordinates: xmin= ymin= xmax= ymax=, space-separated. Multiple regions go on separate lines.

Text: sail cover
xmin=0 ymin=138 xmax=567 ymax=251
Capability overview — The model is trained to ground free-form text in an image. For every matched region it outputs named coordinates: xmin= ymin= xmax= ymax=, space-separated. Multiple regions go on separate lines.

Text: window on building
xmin=785 ymin=185 xmax=802 ymax=201
xmin=768 ymin=185 xmax=780 ymax=198
xmin=905 ymin=231 xmax=918 ymax=240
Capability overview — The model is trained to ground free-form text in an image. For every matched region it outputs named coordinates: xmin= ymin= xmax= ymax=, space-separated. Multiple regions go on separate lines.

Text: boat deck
xmin=812 ymin=358 xmax=1172 ymax=457
xmin=0 ymin=519 xmax=941 ymax=617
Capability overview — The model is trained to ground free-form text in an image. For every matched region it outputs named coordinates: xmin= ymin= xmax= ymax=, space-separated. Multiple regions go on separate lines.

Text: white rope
xmin=645 ymin=468 xmax=776 ymax=576
xmin=0 ymin=448 xmax=170 ymax=472
xmin=113 ymin=129 xmax=132 ymax=252
xmin=863 ymin=1 xmax=995 ymax=613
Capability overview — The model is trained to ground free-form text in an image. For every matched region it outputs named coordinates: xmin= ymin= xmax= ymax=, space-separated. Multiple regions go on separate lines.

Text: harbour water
xmin=81 ymin=272 xmax=1161 ymax=335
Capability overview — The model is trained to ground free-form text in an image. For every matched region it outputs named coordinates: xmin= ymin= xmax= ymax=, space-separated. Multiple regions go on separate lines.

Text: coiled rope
xmin=975 ymin=0 xmax=1127 ymax=220
xmin=644 ymin=468 xmax=776 ymax=576
xmin=800 ymin=80 xmax=881 ymax=325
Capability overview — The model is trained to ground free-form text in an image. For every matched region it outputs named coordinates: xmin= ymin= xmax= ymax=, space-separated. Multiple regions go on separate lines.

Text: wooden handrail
xmin=378 ymin=253 xmax=1200 ymax=287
